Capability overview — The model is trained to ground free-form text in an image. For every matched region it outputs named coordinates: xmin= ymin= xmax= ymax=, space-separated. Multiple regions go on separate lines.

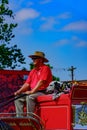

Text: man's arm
xmin=14 ymin=83 xmax=29 ymax=95
xmin=32 ymin=80 xmax=45 ymax=93
xmin=25 ymin=80 xmax=46 ymax=94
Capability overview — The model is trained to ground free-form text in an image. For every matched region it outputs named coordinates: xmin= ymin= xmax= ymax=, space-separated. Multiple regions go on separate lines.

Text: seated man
xmin=14 ymin=51 xmax=53 ymax=116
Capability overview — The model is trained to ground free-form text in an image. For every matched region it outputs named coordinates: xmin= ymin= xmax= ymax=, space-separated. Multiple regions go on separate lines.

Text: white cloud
xmin=40 ymin=17 xmax=58 ymax=31
xmin=62 ymin=21 xmax=87 ymax=31
xmin=55 ymin=39 xmax=69 ymax=46
xmin=77 ymin=41 xmax=87 ymax=47
xmin=71 ymin=36 xmax=87 ymax=47
xmin=71 ymin=36 xmax=79 ymax=41
xmin=15 ymin=8 xmax=40 ymax=22
xmin=58 ymin=12 xmax=71 ymax=19
xmin=54 ymin=36 xmax=87 ymax=47
xmin=39 ymin=12 xmax=72 ymax=31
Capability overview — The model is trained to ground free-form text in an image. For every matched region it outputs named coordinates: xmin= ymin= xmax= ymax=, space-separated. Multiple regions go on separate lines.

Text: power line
xmin=52 ymin=67 xmax=67 ymax=72
xmin=52 ymin=66 xmax=77 ymax=81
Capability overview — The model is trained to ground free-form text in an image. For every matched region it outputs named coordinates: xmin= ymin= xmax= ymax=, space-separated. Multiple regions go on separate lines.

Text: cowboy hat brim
xmin=29 ymin=55 xmax=49 ymax=62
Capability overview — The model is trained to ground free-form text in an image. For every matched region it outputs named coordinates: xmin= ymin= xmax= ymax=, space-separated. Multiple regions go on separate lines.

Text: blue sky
xmin=9 ymin=0 xmax=87 ymax=81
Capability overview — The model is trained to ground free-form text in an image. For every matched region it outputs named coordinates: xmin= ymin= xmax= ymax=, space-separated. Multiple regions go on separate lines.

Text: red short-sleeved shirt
xmin=25 ymin=64 xmax=53 ymax=90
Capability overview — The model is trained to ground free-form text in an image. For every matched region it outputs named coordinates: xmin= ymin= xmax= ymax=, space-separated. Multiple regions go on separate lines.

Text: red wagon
xmin=0 ymin=70 xmax=87 ymax=130
xmin=1 ymin=84 xmax=87 ymax=130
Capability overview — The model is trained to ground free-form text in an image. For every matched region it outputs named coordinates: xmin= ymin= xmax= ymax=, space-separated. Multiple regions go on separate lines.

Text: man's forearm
xmin=31 ymin=80 xmax=45 ymax=93
xmin=15 ymin=83 xmax=29 ymax=95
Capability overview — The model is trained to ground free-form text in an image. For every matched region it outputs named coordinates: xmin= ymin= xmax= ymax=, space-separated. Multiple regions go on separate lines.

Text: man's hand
xmin=14 ymin=83 xmax=30 ymax=96
xmin=14 ymin=90 xmax=21 ymax=96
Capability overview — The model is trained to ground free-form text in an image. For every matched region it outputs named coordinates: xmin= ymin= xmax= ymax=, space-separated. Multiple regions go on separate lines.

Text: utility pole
xmin=68 ymin=66 xmax=76 ymax=81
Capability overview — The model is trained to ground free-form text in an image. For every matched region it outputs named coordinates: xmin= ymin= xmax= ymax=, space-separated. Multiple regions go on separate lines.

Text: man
xmin=14 ymin=51 xmax=53 ymax=116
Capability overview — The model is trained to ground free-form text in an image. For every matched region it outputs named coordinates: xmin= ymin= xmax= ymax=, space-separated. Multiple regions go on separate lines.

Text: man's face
xmin=32 ymin=57 xmax=43 ymax=66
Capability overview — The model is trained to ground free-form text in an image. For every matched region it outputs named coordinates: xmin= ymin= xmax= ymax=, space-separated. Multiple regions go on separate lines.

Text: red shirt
xmin=25 ymin=64 xmax=52 ymax=90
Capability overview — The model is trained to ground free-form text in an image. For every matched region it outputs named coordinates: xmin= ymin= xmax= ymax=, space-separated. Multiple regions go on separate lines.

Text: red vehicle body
xmin=0 ymin=70 xmax=87 ymax=130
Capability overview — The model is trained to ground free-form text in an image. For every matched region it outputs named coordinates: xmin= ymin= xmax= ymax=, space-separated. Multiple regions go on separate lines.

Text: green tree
xmin=0 ymin=0 xmax=25 ymax=69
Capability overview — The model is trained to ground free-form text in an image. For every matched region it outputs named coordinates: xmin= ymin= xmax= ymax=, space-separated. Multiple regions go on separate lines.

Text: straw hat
xmin=29 ymin=51 xmax=49 ymax=62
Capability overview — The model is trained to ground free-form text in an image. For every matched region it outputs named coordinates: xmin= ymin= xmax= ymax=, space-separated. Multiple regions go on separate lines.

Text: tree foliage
xmin=0 ymin=0 xmax=25 ymax=69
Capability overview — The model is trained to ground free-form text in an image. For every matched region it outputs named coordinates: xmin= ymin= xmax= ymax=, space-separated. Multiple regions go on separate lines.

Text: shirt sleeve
xmin=25 ymin=70 xmax=33 ymax=84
